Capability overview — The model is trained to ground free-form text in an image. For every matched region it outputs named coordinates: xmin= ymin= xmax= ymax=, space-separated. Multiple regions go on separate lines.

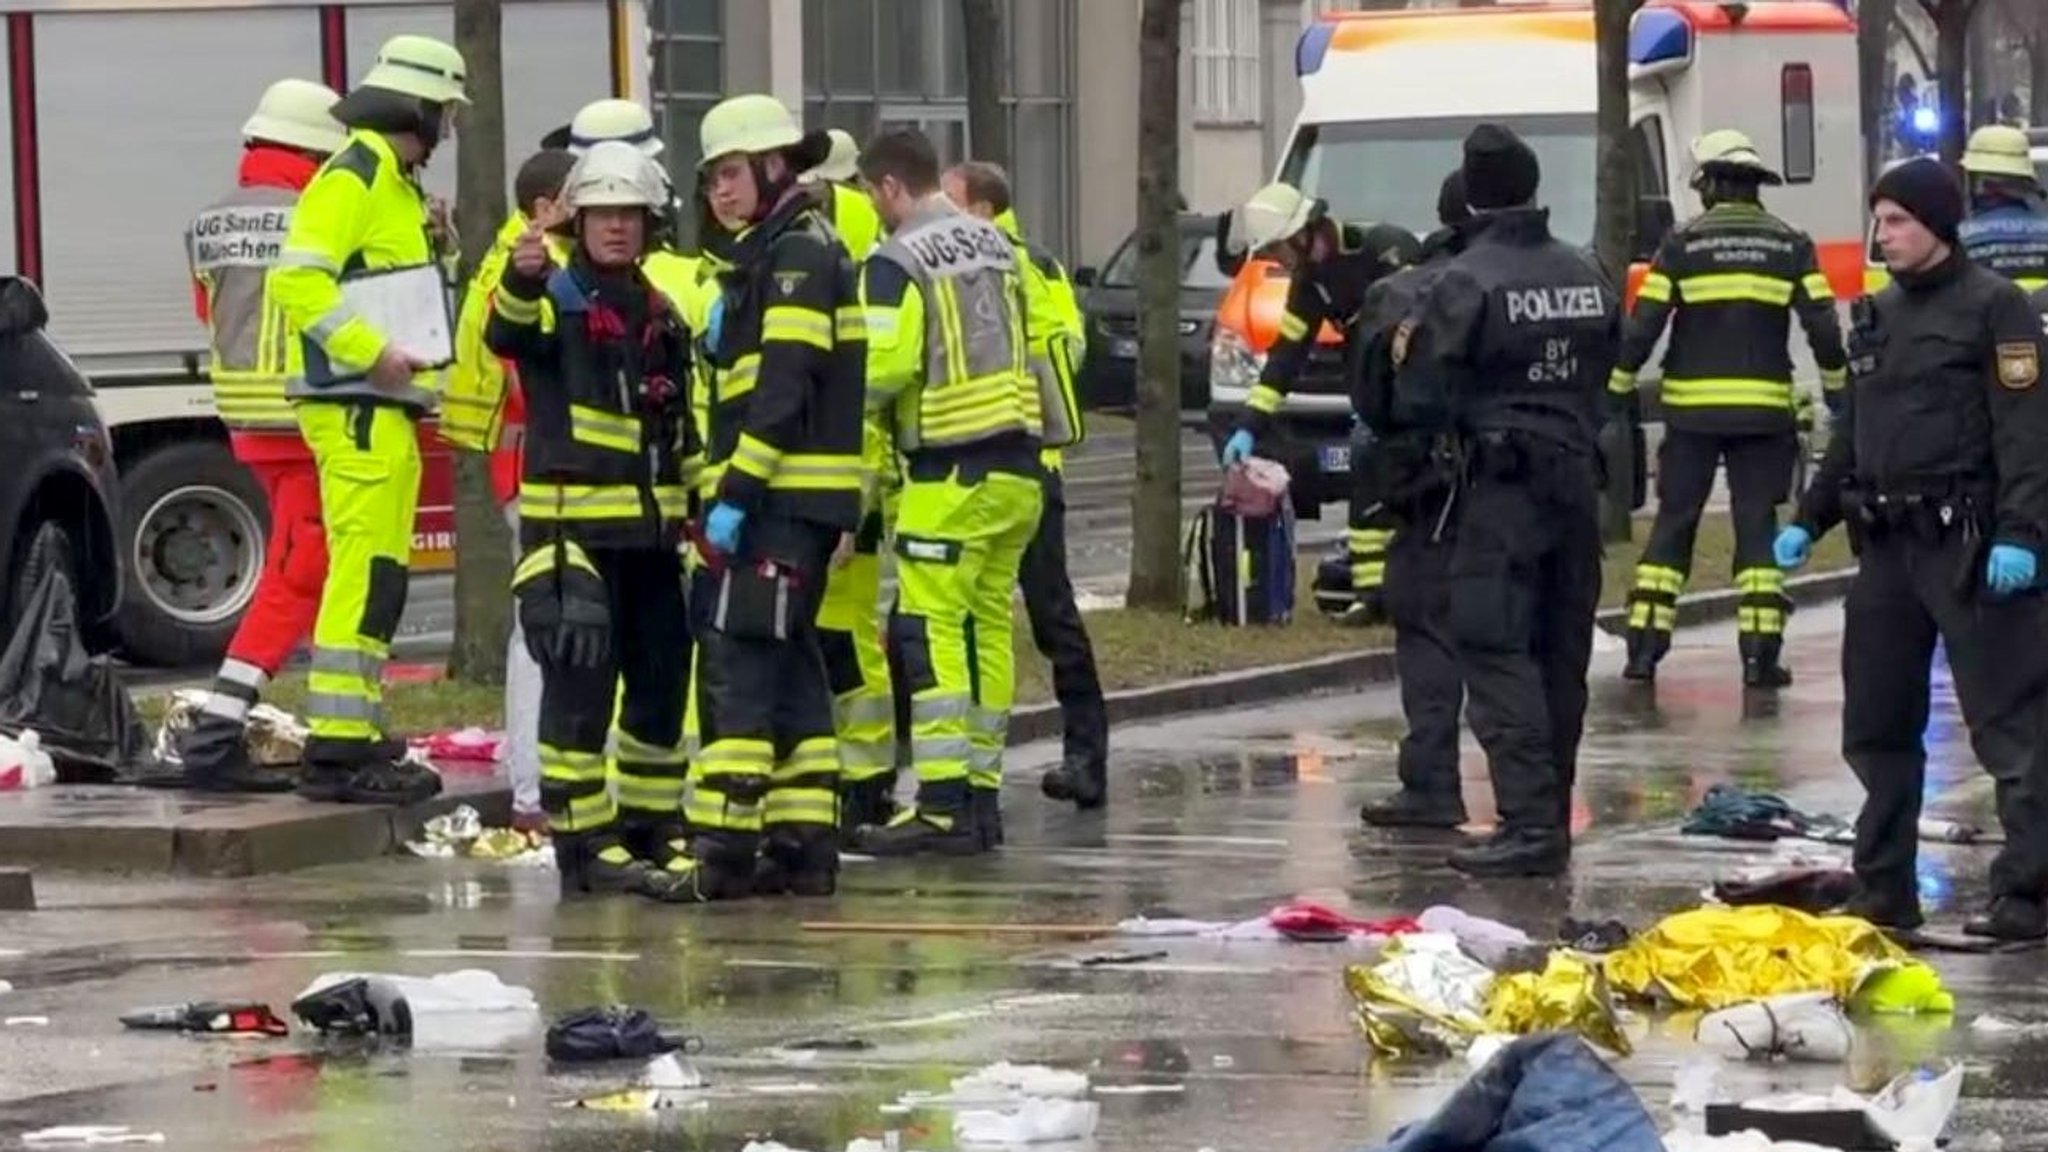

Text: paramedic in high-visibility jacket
xmin=943 ymin=160 xmax=1105 ymax=815
xmin=1219 ymin=183 xmax=1419 ymax=620
xmin=692 ymin=94 xmax=866 ymax=898
xmin=169 ymin=80 xmax=349 ymax=794
xmin=487 ymin=142 xmax=703 ymax=903
xmin=852 ymin=128 xmax=1054 ymax=857
xmin=805 ymin=128 xmax=884 ymax=261
xmin=267 ymin=34 xmax=466 ymax=805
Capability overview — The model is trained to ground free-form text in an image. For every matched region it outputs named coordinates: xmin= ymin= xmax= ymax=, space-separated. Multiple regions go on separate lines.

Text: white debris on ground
xmin=949 ymin=1062 xmax=1090 ymax=1101
xmin=20 ymin=1128 xmax=165 ymax=1147
xmin=954 ymin=1097 xmax=1101 ymax=1146
xmin=404 ymin=805 xmax=551 ymax=865
xmin=639 ymin=1051 xmax=705 ymax=1090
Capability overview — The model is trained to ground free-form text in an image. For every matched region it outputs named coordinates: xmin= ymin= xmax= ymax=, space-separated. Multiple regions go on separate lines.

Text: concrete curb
xmin=1005 ymin=566 xmax=1858 ymax=744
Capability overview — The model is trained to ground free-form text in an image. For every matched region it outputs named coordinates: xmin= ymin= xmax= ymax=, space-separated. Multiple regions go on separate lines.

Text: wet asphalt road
xmin=12 ymin=604 xmax=2016 ymax=1152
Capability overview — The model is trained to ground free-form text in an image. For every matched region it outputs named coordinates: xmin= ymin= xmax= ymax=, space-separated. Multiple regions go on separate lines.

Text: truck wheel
xmin=113 ymin=441 xmax=268 ymax=668
xmin=7 ymin=519 xmax=78 ymax=636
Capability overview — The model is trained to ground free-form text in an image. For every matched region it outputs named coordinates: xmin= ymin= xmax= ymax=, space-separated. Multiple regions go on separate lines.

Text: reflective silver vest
xmin=187 ymin=185 xmax=300 ymax=431
xmin=870 ymin=200 xmax=1049 ymax=451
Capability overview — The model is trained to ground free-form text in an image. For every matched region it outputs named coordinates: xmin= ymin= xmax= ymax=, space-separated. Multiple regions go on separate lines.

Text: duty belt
xmin=1846 ymin=488 xmax=1983 ymax=539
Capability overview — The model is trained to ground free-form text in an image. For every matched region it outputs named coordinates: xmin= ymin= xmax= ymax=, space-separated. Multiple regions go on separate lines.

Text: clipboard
xmin=339 ymin=262 xmax=456 ymax=369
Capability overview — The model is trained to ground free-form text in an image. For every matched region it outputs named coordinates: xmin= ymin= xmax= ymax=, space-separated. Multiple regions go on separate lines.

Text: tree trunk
xmin=2025 ymin=0 xmax=2048 ymax=122
xmin=1593 ymin=0 xmax=1640 ymax=545
xmin=1860 ymin=0 xmax=1897 ymax=180
xmin=1127 ymin=0 xmax=1183 ymax=612
xmin=449 ymin=0 xmax=512 ymax=685
xmin=960 ymin=0 xmax=1010 ymax=170
xmin=1926 ymin=0 xmax=1978 ymax=165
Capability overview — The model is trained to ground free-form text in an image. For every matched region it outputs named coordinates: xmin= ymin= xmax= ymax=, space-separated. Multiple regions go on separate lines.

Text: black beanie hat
xmin=1462 ymin=124 xmax=1540 ymax=210
xmin=1870 ymin=158 xmax=1964 ymax=245
xmin=1436 ymin=169 xmax=1472 ymax=227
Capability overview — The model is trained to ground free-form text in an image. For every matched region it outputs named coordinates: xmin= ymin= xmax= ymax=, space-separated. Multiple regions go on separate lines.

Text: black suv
xmin=1073 ymin=213 xmax=1233 ymax=412
xmin=0 ymin=278 xmax=121 ymax=650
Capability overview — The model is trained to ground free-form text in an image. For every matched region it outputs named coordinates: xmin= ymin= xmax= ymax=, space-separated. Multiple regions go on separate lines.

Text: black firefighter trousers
xmin=1384 ymin=519 xmax=1465 ymax=806
xmin=1018 ymin=467 xmax=1109 ymax=772
xmin=1841 ymin=529 xmax=2048 ymax=910
xmin=1447 ymin=443 xmax=1603 ymax=837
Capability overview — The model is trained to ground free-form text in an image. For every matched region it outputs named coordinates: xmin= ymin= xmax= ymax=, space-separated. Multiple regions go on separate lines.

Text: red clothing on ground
xmin=225 ymin=458 xmax=328 ymax=674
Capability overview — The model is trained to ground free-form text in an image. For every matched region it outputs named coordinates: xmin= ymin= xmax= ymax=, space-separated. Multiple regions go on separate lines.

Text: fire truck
xmin=1 ymin=0 xmax=649 ymax=665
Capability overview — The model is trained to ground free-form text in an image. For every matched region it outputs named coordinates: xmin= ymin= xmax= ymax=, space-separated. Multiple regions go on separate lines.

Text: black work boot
xmin=1844 ymin=885 xmax=1924 ymax=934
xmin=336 ymin=758 xmax=443 ymax=806
xmin=838 ymin=775 xmax=898 ymax=837
xmin=687 ymin=830 xmax=760 ymax=901
xmin=1337 ymin=590 xmax=1388 ymax=629
xmin=555 ymin=832 xmax=706 ymax=903
xmin=1041 ymin=755 xmax=1107 ymax=811
xmin=1963 ymin=897 xmax=2048 ymax=942
xmin=295 ymin=761 xmax=357 ymax=803
xmin=171 ymin=716 xmax=292 ymax=794
xmin=1447 ymin=827 xmax=1569 ymax=878
xmin=1740 ymin=633 xmax=1794 ymax=689
xmin=1622 ymin=628 xmax=1664 ymax=682
xmin=758 ymin=827 xmax=839 ymax=897
xmin=971 ymin=785 xmax=1004 ymax=850
xmin=856 ymin=781 xmax=982 ymax=858
xmin=1360 ymin=790 xmax=1467 ymax=829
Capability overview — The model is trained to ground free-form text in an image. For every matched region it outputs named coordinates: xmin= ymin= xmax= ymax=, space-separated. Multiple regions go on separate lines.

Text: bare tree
xmin=1127 ymin=0 xmax=1183 ymax=611
xmin=1860 ymin=0 xmax=1898 ymax=179
xmin=960 ymin=0 xmax=1011 ymax=169
xmin=2000 ymin=0 xmax=2048 ymax=121
xmin=449 ymin=0 xmax=512 ymax=684
xmin=1593 ymin=0 xmax=1644 ymax=544
xmin=1915 ymin=0 xmax=1985 ymax=164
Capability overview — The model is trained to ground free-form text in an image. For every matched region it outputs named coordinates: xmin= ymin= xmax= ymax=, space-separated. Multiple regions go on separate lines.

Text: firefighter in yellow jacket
xmin=852 ymin=128 xmax=1061 ymax=856
xmin=805 ymin=128 xmax=884 ymax=260
xmin=268 ymin=34 xmax=466 ymax=803
xmin=944 ymin=161 xmax=1103 ymax=818
xmin=691 ymin=94 xmax=867 ymax=897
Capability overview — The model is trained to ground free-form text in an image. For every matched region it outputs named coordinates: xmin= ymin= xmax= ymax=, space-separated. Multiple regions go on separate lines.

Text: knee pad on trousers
xmin=360 ymin=556 xmax=409 ymax=644
xmin=818 ymin=628 xmax=863 ymax=697
xmin=887 ymin=611 xmax=938 ymax=695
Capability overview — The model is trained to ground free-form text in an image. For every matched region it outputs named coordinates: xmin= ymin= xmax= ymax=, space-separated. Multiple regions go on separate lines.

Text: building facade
xmin=647 ymin=0 xmax=1316 ymax=268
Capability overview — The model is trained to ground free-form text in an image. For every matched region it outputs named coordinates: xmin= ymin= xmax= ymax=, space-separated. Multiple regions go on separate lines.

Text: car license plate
xmin=1110 ymin=337 xmax=1138 ymax=358
xmin=1320 ymin=444 xmax=1351 ymax=473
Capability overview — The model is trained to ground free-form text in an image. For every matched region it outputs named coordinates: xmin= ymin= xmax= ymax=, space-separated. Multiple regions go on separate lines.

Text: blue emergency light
xmin=1295 ymin=21 xmax=1335 ymax=77
xmin=1628 ymin=9 xmax=1692 ymax=68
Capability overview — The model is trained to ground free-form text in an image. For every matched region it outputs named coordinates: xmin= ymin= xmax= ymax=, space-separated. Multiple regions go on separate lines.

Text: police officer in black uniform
xmin=1353 ymin=170 xmax=1477 ymax=830
xmin=1778 ymin=159 xmax=2048 ymax=942
xmin=1614 ymin=130 xmax=1848 ymax=689
xmin=1392 ymin=125 xmax=1622 ymax=878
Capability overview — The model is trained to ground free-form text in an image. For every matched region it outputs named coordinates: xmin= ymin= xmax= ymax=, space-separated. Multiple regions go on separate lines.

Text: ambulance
xmin=1207 ymin=0 xmax=1865 ymax=519
xmin=0 ymin=0 xmax=649 ymax=666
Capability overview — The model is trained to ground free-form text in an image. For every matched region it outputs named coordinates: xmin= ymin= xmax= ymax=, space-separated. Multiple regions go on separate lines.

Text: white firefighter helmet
xmin=699 ymin=94 xmax=818 ymax=168
xmin=1963 ymin=125 xmax=2036 ymax=181
xmin=1234 ymin=182 xmax=1317 ymax=251
xmin=567 ymin=98 xmax=662 ymax=157
xmin=564 ymin=140 xmax=669 ymax=213
xmin=1691 ymin=129 xmax=1782 ymax=184
xmin=358 ymin=34 xmax=469 ymax=105
xmin=803 ymin=129 xmax=860 ymax=184
xmin=242 ymin=79 xmax=347 ymax=155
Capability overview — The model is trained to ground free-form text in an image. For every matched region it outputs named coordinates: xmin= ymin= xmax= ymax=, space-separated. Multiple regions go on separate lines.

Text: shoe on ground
xmin=1963 ymin=897 xmax=2048 ymax=942
xmin=1041 ymin=760 xmax=1107 ymax=810
xmin=1743 ymin=659 xmax=1794 ymax=690
xmin=1843 ymin=888 xmax=1925 ymax=934
xmin=856 ymin=807 xmax=984 ymax=858
xmin=1447 ymin=828 xmax=1569 ymax=878
xmin=334 ymin=759 xmax=442 ymax=806
xmin=1360 ymin=791 xmax=1466 ymax=829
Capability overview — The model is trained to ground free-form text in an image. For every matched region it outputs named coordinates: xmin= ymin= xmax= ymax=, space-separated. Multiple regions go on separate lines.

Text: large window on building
xmin=651 ymin=0 xmax=724 ymax=247
xmin=803 ymin=0 xmax=1076 ymax=261
xmin=1189 ymin=0 xmax=1261 ymax=126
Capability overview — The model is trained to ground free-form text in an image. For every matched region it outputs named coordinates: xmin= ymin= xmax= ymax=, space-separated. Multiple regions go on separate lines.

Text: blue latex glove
xmin=702 ymin=293 xmax=727 ymax=355
xmin=1221 ymin=429 xmax=1255 ymax=466
xmin=1986 ymin=543 xmax=2037 ymax=595
xmin=704 ymin=501 xmax=746 ymax=556
xmin=1773 ymin=525 xmax=1812 ymax=570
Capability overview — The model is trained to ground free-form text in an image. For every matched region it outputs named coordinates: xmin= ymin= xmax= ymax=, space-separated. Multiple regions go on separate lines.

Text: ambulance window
xmin=1629 ymin=116 xmax=1667 ymax=197
xmin=1781 ymin=64 xmax=1817 ymax=184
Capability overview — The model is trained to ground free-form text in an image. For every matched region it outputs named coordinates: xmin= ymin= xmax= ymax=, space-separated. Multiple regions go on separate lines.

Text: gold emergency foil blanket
xmin=1603 ymin=905 xmax=1950 ymax=1012
xmin=1343 ymin=934 xmax=1494 ymax=1058
xmin=1482 ymin=950 xmax=1632 ymax=1056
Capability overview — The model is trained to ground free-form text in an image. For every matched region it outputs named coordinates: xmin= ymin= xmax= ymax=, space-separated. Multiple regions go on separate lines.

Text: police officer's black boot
xmin=1447 ymin=826 xmax=1569 ymax=878
xmin=1963 ymin=897 xmax=2048 ymax=942
xmin=1739 ymin=633 xmax=1794 ymax=690
xmin=1040 ymin=755 xmax=1107 ymax=811
xmin=1360 ymin=790 xmax=1467 ymax=829
xmin=171 ymin=715 xmax=292 ymax=794
xmin=1844 ymin=884 xmax=1924 ymax=934
xmin=1621 ymin=628 xmax=1665 ymax=683
xmin=856 ymin=780 xmax=982 ymax=857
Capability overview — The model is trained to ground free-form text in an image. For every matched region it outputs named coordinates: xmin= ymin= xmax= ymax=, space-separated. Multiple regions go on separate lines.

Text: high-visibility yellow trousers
xmin=295 ymin=400 xmax=421 ymax=766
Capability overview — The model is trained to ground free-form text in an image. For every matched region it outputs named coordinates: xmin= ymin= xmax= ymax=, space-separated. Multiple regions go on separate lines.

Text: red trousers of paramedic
xmin=228 ymin=454 xmax=328 ymax=674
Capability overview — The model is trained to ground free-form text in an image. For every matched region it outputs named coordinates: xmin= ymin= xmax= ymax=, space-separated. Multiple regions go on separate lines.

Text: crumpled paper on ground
xmin=1483 ymin=949 xmax=1632 ymax=1056
xmin=151 ymin=688 xmax=305 ymax=768
xmin=1603 ymin=906 xmax=1952 ymax=1013
xmin=953 ymin=1098 xmax=1100 ymax=1146
xmin=405 ymin=804 xmax=550 ymax=863
xmin=1345 ymin=933 xmax=1494 ymax=1057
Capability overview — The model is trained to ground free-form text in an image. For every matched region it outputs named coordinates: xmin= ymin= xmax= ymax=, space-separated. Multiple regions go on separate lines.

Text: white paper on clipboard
xmin=339 ymin=263 xmax=455 ymax=368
